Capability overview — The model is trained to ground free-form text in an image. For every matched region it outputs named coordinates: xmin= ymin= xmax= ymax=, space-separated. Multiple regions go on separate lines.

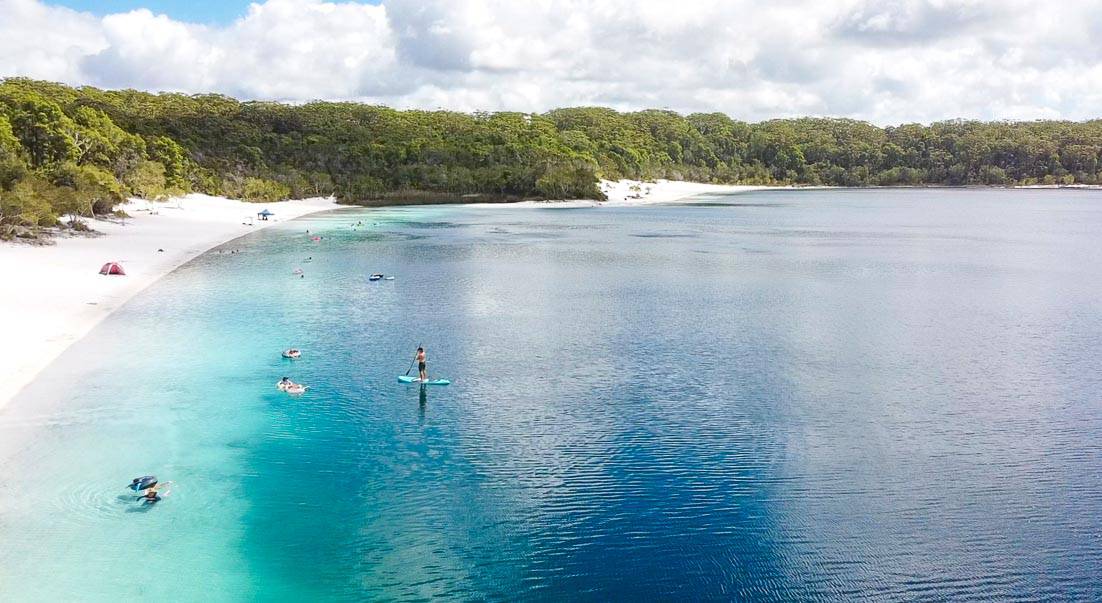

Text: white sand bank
xmin=598 ymin=179 xmax=780 ymax=205
xmin=1014 ymin=184 xmax=1102 ymax=190
xmin=481 ymin=179 xmax=783 ymax=208
xmin=0 ymin=194 xmax=340 ymax=410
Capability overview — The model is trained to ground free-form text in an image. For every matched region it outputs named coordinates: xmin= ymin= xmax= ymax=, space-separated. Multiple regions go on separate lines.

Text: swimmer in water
xmin=138 ymin=483 xmax=163 ymax=504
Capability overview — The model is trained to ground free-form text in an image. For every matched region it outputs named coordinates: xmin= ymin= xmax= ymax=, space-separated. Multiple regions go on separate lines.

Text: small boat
xmin=384 ymin=276 xmax=395 ymax=281
xmin=282 ymin=349 xmax=301 ymax=359
xmin=369 ymin=273 xmax=384 ymax=281
xmin=311 ymin=236 xmax=321 ymax=242
xmin=292 ymin=268 xmax=304 ymax=275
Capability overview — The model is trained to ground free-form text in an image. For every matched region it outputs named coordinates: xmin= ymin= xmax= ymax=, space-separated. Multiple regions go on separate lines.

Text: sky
xmin=45 ymin=0 xmax=380 ymax=24
xmin=2 ymin=0 xmax=1100 ymax=125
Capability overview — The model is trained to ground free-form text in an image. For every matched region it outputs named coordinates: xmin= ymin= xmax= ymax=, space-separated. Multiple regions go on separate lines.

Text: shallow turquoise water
xmin=2 ymin=189 xmax=1101 ymax=600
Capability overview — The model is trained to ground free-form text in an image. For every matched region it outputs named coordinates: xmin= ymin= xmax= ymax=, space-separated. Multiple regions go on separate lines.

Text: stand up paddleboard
xmin=398 ymin=375 xmax=450 ymax=386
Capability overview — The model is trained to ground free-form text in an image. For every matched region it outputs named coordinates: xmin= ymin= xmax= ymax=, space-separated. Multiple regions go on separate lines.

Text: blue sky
xmin=46 ymin=0 xmax=379 ymax=24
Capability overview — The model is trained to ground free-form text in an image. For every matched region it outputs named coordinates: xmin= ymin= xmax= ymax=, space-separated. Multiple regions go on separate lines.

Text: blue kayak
xmin=398 ymin=375 xmax=450 ymax=386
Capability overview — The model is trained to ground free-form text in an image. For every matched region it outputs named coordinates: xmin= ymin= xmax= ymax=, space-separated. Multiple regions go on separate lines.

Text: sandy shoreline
xmin=473 ymin=179 xmax=783 ymax=208
xmin=0 ymin=194 xmax=340 ymax=410
xmin=598 ymin=179 xmax=783 ymax=205
xmin=465 ymin=180 xmax=784 ymax=208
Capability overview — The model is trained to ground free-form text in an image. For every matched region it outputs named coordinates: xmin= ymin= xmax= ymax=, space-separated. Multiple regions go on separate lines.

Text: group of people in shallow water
xmin=128 ymin=345 xmax=435 ymax=508
xmin=128 ymin=221 xmax=443 ymax=507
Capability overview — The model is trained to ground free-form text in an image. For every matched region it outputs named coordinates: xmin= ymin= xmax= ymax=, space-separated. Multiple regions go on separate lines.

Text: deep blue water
xmin=1 ymin=188 xmax=1101 ymax=600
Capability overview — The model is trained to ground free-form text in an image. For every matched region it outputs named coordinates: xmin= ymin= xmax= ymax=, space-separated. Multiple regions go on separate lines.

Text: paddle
xmin=404 ymin=343 xmax=422 ymax=376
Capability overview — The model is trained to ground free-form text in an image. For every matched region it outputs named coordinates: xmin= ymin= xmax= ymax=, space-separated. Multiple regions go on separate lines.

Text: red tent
xmin=99 ymin=262 xmax=125 ymax=275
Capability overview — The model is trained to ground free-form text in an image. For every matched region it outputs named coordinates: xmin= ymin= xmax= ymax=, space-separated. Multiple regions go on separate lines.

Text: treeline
xmin=4 ymin=77 xmax=1102 ymax=235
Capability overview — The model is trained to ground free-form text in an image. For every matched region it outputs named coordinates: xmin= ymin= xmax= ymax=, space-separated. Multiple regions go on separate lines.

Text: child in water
xmin=138 ymin=483 xmax=163 ymax=504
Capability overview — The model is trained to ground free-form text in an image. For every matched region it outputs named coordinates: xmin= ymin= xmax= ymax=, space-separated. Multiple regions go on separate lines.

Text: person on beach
xmin=416 ymin=347 xmax=427 ymax=382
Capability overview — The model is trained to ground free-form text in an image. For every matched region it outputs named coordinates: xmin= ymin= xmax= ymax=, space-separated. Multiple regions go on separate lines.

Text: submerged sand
xmin=0 ymin=194 xmax=340 ymax=410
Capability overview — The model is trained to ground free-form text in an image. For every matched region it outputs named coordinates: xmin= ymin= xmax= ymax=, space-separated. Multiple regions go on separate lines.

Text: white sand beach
xmin=478 ymin=179 xmax=781 ymax=209
xmin=598 ymin=179 xmax=780 ymax=205
xmin=0 ymin=194 xmax=340 ymax=410
xmin=1014 ymin=184 xmax=1102 ymax=189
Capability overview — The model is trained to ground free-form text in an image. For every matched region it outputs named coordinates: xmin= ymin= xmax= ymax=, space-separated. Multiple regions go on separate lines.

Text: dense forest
xmin=3 ymin=77 xmax=1102 ymax=236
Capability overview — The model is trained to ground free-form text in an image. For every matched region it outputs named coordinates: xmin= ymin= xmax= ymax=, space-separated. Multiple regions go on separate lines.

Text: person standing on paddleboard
xmin=416 ymin=347 xmax=427 ymax=382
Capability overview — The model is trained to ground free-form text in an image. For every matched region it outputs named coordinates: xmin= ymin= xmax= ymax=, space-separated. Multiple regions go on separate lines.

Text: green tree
xmin=8 ymin=76 xmax=1102 ymax=211
xmin=0 ymin=114 xmax=27 ymax=190
xmin=150 ymin=136 xmax=190 ymax=191
xmin=125 ymin=159 xmax=170 ymax=200
xmin=69 ymin=106 xmax=146 ymax=177
xmin=1 ymin=175 xmax=56 ymax=230
xmin=242 ymin=177 xmax=290 ymax=202
xmin=0 ymin=90 xmax=76 ymax=168
xmin=50 ymin=162 xmax=126 ymax=216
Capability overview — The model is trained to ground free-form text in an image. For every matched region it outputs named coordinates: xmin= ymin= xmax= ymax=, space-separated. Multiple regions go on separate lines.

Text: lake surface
xmin=1 ymin=188 xmax=1100 ymax=601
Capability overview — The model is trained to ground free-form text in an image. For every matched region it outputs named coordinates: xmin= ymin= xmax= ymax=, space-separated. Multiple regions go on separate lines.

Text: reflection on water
xmin=1 ymin=189 xmax=1101 ymax=601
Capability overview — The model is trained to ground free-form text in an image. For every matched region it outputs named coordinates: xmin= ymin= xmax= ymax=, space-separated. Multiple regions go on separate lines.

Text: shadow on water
xmin=124 ymin=501 xmax=156 ymax=514
xmin=418 ymin=385 xmax=427 ymax=425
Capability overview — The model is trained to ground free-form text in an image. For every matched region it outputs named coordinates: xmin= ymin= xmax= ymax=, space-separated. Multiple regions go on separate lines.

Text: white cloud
xmin=0 ymin=0 xmax=105 ymax=82
xmin=1 ymin=0 xmax=1101 ymax=124
xmin=82 ymin=9 xmax=220 ymax=91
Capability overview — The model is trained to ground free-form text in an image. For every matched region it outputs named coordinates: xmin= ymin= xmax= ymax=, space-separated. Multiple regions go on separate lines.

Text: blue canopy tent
xmin=257 ymin=209 xmax=275 ymax=221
